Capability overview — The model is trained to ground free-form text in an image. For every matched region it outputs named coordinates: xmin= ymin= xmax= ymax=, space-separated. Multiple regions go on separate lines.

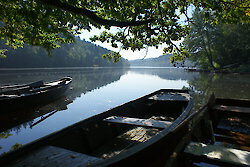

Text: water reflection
xmin=0 ymin=68 xmax=130 ymax=153
xmin=129 ymin=67 xmax=198 ymax=80
xmin=0 ymin=68 xmax=128 ymax=100
xmin=188 ymin=73 xmax=250 ymax=105
xmin=0 ymin=67 xmax=250 ymax=155
xmin=0 ymin=96 xmax=70 ymax=132
xmin=0 ymin=68 xmax=128 ymax=131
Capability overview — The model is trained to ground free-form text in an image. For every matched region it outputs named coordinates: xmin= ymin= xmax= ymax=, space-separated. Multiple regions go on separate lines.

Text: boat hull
xmin=0 ymin=77 xmax=72 ymax=112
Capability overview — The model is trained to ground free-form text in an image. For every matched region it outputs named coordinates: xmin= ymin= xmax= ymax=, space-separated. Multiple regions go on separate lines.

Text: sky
xmin=79 ymin=27 xmax=166 ymax=60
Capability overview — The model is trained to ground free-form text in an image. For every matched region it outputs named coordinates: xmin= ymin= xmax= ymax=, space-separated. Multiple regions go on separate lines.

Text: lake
xmin=1 ymin=67 xmax=250 ymax=154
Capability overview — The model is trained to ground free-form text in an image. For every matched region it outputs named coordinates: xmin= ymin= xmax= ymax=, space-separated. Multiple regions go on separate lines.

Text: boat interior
xmin=50 ymin=91 xmax=190 ymax=159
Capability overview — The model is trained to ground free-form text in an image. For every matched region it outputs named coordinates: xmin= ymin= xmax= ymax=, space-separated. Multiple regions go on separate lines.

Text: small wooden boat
xmin=164 ymin=95 xmax=250 ymax=167
xmin=0 ymin=77 xmax=72 ymax=112
xmin=0 ymin=89 xmax=192 ymax=167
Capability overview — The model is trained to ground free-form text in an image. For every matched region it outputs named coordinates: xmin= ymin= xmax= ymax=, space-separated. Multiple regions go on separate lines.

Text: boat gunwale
xmin=0 ymin=76 xmax=71 ymax=89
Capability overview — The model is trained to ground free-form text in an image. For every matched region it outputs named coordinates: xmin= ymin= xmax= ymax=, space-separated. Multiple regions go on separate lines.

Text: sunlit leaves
xmin=0 ymin=0 xmax=83 ymax=55
xmin=0 ymin=0 xmax=249 ymax=60
xmin=169 ymin=46 xmax=190 ymax=64
xmin=0 ymin=49 xmax=8 ymax=58
xmin=102 ymin=52 xmax=122 ymax=63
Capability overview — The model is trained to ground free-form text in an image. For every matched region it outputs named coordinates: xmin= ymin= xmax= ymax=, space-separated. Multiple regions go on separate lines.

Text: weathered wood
xmin=217 ymin=116 xmax=250 ymax=134
xmin=214 ymin=105 xmax=250 ymax=114
xmin=184 ymin=142 xmax=250 ymax=167
xmin=214 ymin=128 xmax=250 ymax=146
xmin=104 ymin=116 xmax=172 ymax=129
xmin=9 ymin=146 xmax=100 ymax=167
xmin=214 ymin=134 xmax=250 ymax=151
xmin=215 ymin=98 xmax=250 ymax=108
xmin=204 ymin=120 xmax=215 ymax=143
xmin=91 ymin=127 xmax=160 ymax=159
xmin=0 ymin=81 xmax=44 ymax=94
xmin=148 ymin=92 xmax=190 ymax=101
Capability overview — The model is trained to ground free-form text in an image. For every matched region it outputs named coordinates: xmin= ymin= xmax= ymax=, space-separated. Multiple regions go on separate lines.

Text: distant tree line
xmin=0 ymin=37 xmax=129 ymax=68
xmin=129 ymin=54 xmax=193 ymax=67
xmin=129 ymin=55 xmax=173 ymax=67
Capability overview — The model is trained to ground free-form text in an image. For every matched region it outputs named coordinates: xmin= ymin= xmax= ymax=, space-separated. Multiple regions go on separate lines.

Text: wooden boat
xmin=0 ymin=77 xmax=72 ymax=112
xmin=164 ymin=95 xmax=250 ymax=167
xmin=0 ymin=89 xmax=192 ymax=167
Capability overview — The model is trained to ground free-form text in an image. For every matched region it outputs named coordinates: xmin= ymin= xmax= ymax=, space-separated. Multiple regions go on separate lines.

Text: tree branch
xmin=39 ymin=0 xmax=153 ymax=27
xmin=169 ymin=40 xmax=182 ymax=53
xmin=183 ymin=9 xmax=195 ymax=25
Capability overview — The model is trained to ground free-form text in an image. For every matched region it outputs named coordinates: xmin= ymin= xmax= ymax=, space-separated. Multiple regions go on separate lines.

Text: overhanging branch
xmin=39 ymin=0 xmax=153 ymax=27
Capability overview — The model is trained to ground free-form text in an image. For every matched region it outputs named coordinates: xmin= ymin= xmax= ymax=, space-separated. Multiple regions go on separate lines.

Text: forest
xmin=0 ymin=37 xmax=129 ymax=68
xmin=182 ymin=9 xmax=250 ymax=72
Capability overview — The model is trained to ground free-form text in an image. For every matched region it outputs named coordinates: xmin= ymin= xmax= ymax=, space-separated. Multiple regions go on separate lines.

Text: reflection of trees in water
xmin=189 ymin=73 xmax=250 ymax=105
xmin=0 ymin=68 xmax=128 ymax=100
xmin=129 ymin=68 xmax=198 ymax=81
xmin=68 ymin=68 xmax=128 ymax=101
xmin=0 ymin=97 xmax=68 ymax=133
xmin=0 ymin=68 xmax=128 ymax=134
xmin=0 ymin=130 xmax=12 ymax=150
xmin=0 ymin=130 xmax=23 ymax=153
xmin=9 ymin=121 xmax=34 ymax=134
xmin=128 ymin=68 xmax=203 ymax=108
xmin=0 ymin=131 xmax=12 ymax=139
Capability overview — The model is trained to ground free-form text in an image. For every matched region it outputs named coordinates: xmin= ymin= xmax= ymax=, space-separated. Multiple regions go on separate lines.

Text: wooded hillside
xmin=129 ymin=54 xmax=193 ymax=67
xmin=0 ymin=37 xmax=129 ymax=68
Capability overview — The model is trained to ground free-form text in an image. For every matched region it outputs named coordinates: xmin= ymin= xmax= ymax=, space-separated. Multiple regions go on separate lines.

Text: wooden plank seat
xmin=9 ymin=146 xmax=101 ymax=167
xmin=103 ymin=116 xmax=172 ymax=129
xmin=214 ymin=105 xmax=250 ymax=114
xmin=214 ymin=128 xmax=250 ymax=146
xmin=184 ymin=142 xmax=250 ymax=167
xmin=214 ymin=134 xmax=250 ymax=151
xmin=148 ymin=92 xmax=190 ymax=102
xmin=216 ymin=117 xmax=250 ymax=135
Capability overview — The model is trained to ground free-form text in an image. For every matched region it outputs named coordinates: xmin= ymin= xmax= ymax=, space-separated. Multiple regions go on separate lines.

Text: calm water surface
xmin=0 ymin=67 xmax=250 ymax=154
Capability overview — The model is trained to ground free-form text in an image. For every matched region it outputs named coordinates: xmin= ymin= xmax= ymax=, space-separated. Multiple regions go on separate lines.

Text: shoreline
xmin=184 ymin=68 xmax=250 ymax=75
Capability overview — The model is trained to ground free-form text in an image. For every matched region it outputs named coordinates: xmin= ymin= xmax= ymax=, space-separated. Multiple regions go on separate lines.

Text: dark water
xmin=0 ymin=67 xmax=250 ymax=154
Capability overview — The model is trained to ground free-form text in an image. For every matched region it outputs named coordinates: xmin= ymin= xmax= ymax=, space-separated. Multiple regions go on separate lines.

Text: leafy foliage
xmin=0 ymin=0 xmax=249 ymax=60
xmin=184 ymin=9 xmax=250 ymax=70
xmin=0 ymin=49 xmax=7 ymax=58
